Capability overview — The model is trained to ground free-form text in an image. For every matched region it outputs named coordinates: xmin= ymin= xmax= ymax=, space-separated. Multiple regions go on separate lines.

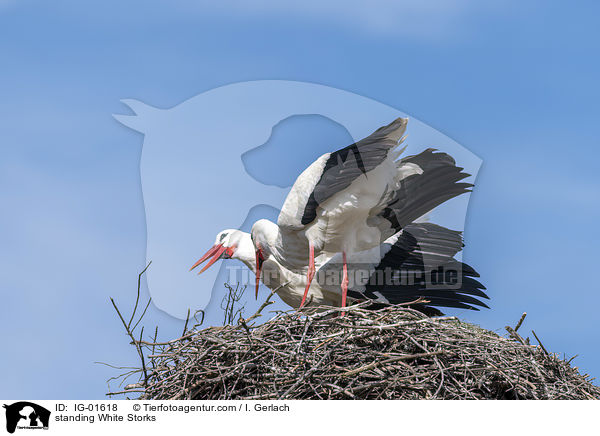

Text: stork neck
xmin=232 ymin=232 xmax=257 ymax=274
xmin=236 ymin=251 xmax=257 ymax=274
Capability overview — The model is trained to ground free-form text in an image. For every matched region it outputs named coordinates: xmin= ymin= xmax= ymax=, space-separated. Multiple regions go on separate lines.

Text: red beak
xmin=255 ymin=248 xmax=265 ymax=299
xmin=190 ymin=244 xmax=227 ymax=274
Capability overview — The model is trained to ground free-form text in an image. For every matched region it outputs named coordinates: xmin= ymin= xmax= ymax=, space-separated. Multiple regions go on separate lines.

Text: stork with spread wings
xmin=192 ymin=118 xmax=486 ymax=316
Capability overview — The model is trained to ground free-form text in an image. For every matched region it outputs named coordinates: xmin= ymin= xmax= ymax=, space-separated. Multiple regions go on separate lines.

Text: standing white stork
xmin=190 ymin=223 xmax=488 ymax=314
xmin=248 ymin=118 xmax=473 ymax=313
xmin=191 ymin=118 xmax=477 ymax=314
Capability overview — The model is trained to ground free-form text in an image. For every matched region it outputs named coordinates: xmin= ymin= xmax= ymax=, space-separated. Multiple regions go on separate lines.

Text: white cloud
xmin=200 ymin=0 xmax=505 ymax=39
xmin=31 ymin=0 xmax=505 ymax=41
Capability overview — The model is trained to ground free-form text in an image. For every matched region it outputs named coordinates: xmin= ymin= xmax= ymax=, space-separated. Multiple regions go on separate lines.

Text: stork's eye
xmin=219 ymin=233 xmax=227 ymax=243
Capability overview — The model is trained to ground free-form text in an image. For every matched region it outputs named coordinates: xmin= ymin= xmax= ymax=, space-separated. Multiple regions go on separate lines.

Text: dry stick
xmin=242 ymin=282 xmax=289 ymax=324
xmin=310 ymin=299 xmax=391 ymax=319
xmin=95 ymin=362 xmax=140 ymax=370
xmin=105 ymin=369 xmax=142 ymax=387
xmin=131 ymin=298 xmax=153 ymax=333
xmin=297 ymin=317 xmax=313 ymax=353
xmin=532 ymin=330 xmax=549 ymax=356
xmin=222 ymin=283 xmax=246 ymax=325
xmin=193 ymin=309 xmax=205 ymax=327
xmin=151 ymin=326 xmax=159 ymax=370
xmin=566 ymin=355 xmax=579 ymax=365
xmin=335 ymin=316 xmax=457 ymax=331
xmin=278 ymin=352 xmax=331 ymax=399
xmin=108 ymin=262 xmax=154 ymax=393
xmin=135 ymin=331 xmax=196 ymax=346
xmin=127 ymin=261 xmax=152 ymax=330
xmin=110 ymin=297 xmax=148 ymax=384
xmin=106 ymin=389 xmax=146 ymax=396
xmin=505 ymin=326 xmax=527 ymax=346
xmin=237 ymin=317 xmax=252 ymax=340
xmin=182 ymin=309 xmax=191 ymax=337
xmin=138 ymin=326 xmax=149 ymax=383
xmin=432 ymin=356 xmax=446 ymax=399
xmin=514 ymin=312 xmax=527 ymax=332
xmin=342 ymin=351 xmax=446 ymax=377
xmin=313 ymin=337 xmax=336 ymax=352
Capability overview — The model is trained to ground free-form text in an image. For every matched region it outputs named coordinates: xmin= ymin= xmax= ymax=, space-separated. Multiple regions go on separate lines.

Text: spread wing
xmin=277 ymin=117 xmax=409 ymax=230
xmin=317 ymin=223 xmax=488 ymax=315
xmin=367 ymin=149 xmax=474 ymax=241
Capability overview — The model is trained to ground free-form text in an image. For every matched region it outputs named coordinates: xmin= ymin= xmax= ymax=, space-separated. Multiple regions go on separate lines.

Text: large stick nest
xmin=112 ymin=292 xmax=599 ymax=400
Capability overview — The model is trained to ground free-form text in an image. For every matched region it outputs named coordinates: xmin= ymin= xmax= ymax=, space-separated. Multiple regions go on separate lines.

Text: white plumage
xmin=191 ymin=118 xmax=486 ymax=315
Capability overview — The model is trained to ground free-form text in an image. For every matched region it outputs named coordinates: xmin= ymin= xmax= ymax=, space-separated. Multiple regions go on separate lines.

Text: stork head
xmin=190 ymin=229 xmax=252 ymax=274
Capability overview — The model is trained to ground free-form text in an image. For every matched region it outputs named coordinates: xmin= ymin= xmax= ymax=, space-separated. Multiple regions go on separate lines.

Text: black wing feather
xmin=375 ymin=149 xmax=473 ymax=236
xmin=349 ymin=222 xmax=489 ymax=315
xmin=301 ymin=118 xmax=406 ymax=225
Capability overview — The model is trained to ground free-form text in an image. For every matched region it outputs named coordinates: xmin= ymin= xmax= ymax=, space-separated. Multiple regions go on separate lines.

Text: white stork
xmin=190 ymin=223 xmax=488 ymax=314
xmin=192 ymin=118 xmax=477 ymax=314
xmin=249 ymin=118 xmax=473 ymax=312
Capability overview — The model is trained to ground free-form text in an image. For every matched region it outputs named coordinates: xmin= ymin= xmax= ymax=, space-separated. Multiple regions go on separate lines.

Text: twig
xmin=514 ymin=312 xmax=527 ymax=332
xmin=127 ymin=261 xmax=152 ymax=330
xmin=505 ymin=326 xmax=527 ymax=346
xmin=131 ymin=298 xmax=152 ymax=332
xmin=182 ymin=309 xmax=191 ymax=336
xmin=532 ymin=330 xmax=549 ymax=356
xmin=106 ymin=389 xmax=146 ymax=396
xmin=342 ymin=351 xmax=446 ymax=377
xmin=278 ymin=353 xmax=330 ymax=399
xmin=138 ymin=326 xmax=148 ymax=383
xmin=566 ymin=355 xmax=578 ymax=365
xmin=242 ymin=282 xmax=288 ymax=324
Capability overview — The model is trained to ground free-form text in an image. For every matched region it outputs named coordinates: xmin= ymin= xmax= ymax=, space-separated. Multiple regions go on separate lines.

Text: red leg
xmin=341 ymin=251 xmax=348 ymax=317
xmin=299 ymin=243 xmax=315 ymax=308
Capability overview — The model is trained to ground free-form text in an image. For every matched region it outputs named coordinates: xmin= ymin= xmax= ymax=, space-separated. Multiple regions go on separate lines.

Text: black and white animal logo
xmin=3 ymin=402 xmax=50 ymax=434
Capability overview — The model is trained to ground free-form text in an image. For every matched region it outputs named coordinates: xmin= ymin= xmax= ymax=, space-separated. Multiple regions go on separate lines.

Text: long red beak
xmin=255 ymin=248 xmax=265 ymax=299
xmin=190 ymin=244 xmax=227 ymax=274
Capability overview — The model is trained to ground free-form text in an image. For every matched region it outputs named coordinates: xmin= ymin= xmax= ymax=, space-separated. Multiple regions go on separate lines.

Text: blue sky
xmin=1 ymin=0 xmax=599 ymax=398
